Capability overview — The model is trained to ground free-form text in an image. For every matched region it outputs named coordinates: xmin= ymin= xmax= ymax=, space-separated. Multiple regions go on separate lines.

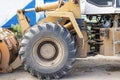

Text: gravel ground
xmin=1 ymin=55 xmax=120 ymax=80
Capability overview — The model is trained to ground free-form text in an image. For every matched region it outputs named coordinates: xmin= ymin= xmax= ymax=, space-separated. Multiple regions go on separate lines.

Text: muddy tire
xmin=19 ymin=23 xmax=76 ymax=79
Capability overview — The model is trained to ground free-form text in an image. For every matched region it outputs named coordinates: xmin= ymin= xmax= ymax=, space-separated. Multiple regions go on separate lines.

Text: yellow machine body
xmin=17 ymin=0 xmax=120 ymax=63
xmin=17 ymin=0 xmax=87 ymax=57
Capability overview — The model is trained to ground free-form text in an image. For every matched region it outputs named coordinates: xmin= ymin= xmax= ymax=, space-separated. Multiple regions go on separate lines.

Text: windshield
xmin=116 ymin=0 xmax=120 ymax=7
xmin=87 ymin=0 xmax=114 ymax=7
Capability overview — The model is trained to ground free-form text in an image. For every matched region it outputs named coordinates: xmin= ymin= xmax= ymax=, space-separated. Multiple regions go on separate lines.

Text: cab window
xmin=116 ymin=0 xmax=120 ymax=7
xmin=87 ymin=0 xmax=113 ymax=7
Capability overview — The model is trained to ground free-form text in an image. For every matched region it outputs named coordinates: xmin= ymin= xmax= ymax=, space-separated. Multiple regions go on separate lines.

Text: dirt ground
xmin=1 ymin=55 xmax=120 ymax=80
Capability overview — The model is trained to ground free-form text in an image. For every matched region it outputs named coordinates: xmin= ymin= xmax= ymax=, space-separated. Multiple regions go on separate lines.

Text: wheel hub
xmin=40 ymin=43 xmax=56 ymax=60
xmin=37 ymin=41 xmax=58 ymax=61
xmin=33 ymin=38 xmax=63 ymax=67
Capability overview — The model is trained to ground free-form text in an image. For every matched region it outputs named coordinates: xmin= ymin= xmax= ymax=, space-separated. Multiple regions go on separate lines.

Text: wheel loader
xmin=1 ymin=0 xmax=120 ymax=79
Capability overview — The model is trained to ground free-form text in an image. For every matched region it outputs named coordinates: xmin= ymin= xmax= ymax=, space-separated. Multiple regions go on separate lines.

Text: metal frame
xmin=17 ymin=0 xmax=84 ymax=48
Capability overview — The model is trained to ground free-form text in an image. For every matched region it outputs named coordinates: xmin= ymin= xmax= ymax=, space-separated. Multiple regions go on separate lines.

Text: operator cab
xmin=81 ymin=0 xmax=120 ymax=15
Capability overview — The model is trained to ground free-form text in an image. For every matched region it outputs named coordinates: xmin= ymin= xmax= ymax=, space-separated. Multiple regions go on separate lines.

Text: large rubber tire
xmin=19 ymin=23 xmax=76 ymax=79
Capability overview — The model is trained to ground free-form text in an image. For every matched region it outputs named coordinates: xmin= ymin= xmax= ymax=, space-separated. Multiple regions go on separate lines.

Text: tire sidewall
xmin=25 ymin=30 xmax=69 ymax=73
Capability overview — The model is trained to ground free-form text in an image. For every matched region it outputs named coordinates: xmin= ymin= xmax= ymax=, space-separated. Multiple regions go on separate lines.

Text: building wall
xmin=0 ymin=0 xmax=57 ymax=28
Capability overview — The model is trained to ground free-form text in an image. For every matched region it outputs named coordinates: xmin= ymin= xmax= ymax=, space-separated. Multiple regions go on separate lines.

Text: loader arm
xmin=17 ymin=10 xmax=30 ymax=36
xmin=17 ymin=2 xmax=59 ymax=36
xmin=17 ymin=0 xmax=83 ymax=39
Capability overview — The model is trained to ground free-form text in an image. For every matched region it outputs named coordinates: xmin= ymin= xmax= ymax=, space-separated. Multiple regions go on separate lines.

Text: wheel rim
xmin=37 ymin=41 xmax=58 ymax=61
xmin=33 ymin=38 xmax=64 ymax=67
